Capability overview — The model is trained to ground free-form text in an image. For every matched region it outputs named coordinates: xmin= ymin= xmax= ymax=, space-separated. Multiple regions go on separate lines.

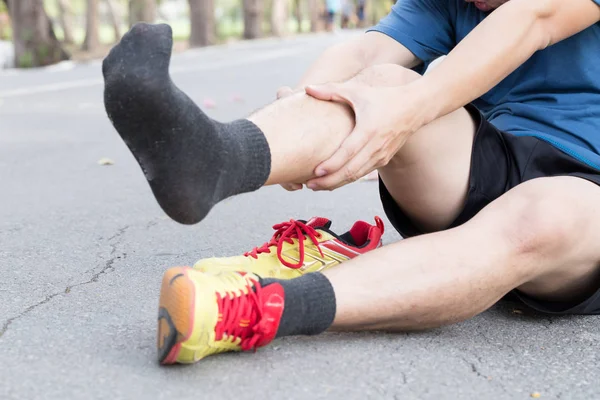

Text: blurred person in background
xmin=325 ymin=0 xmax=342 ymax=31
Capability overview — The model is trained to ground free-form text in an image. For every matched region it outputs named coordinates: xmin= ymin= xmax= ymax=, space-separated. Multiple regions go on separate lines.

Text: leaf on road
xmin=97 ymin=158 xmax=115 ymax=166
xmin=203 ymin=98 xmax=217 ymax=109
xmin=531 ymin=392 xmax=541 ymax=398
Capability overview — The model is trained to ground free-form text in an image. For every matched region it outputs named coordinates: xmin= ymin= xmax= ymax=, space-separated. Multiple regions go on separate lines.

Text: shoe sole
xmin=157 ymin=266 xmax=218 ymax=365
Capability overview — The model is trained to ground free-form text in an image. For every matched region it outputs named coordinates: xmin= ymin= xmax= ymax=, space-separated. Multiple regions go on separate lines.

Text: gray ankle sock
xmin=102 ymin=23 xmax=271 ymax=225
xmin=262 ymin=273 xmax=336 ymax=338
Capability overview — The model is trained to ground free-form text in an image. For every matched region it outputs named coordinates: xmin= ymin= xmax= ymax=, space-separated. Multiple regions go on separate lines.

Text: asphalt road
xmin=1 ymin=31 xmax=598 ymax=400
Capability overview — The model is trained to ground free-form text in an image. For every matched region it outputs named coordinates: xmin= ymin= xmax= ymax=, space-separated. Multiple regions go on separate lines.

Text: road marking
xmin=0 ymin=48 xmax=304 ymax=98
xmin=0 ymin=79 xmax=103 ymax=98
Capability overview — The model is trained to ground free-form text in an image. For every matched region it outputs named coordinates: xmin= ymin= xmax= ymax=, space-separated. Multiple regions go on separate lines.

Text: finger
xmin=314 ymin=123 xmax=370 ymax=177
xmin=280 ymin=183 xmax=303 ymax=191
xmin=277 ymin=86 xmax=294 ymax=99
xmin=305 ymin=83 xmax=357 ymax=107
xmin=308 ymin=143 xmax=381 ymax=190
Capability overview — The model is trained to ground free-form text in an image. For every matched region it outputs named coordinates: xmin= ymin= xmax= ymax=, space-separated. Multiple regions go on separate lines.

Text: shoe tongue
xmin=305 ymin=217 xmax=332 ymax=230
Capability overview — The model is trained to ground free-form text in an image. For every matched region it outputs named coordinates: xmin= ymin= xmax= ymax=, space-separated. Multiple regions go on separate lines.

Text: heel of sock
xmin=220 ymin=119 xmax=271 ymax=196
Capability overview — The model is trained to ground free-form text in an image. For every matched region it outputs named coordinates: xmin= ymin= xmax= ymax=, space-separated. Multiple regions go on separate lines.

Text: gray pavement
xmin=0 ymin=31 xmax=598 ymax=400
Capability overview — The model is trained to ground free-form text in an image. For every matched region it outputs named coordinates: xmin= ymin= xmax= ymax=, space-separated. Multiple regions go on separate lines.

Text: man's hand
xmin=304 ymin=82 xmax=425 ymax=191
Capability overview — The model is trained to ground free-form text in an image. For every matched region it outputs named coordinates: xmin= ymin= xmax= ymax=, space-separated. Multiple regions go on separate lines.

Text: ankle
xmin=220 ymin=119 xmax=272 ymax=195
xmin=262 ymin=273 xmax=337 ymax=338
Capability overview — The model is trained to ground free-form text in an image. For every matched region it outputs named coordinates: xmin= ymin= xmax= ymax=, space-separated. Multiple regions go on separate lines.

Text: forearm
xmin=293 ymin=32 xmax=420 ymax=90
xmin=407 ymin=0 xmax=600 ymax=125
xmin=408 ymin=0 xmax=548 ymax=124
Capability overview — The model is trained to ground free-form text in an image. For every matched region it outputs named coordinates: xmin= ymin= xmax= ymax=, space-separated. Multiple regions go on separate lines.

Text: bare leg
xmin=248 ymin=91 xmax=354 ymax=185
xmin=155 ymin=176 xmax=600 ymax=366
xmin=250 ymin=64 xmax=474 ymax=232
xmin=103 ymin=23 xmax=473 ymax=225
xmin=325 ymin=177 xmax=600 ymax=330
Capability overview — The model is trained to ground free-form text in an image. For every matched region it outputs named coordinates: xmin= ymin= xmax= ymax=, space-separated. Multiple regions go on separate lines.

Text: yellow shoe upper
xmin=194 ymin=216 xmax=385 ymax=279
xmin=158 ymin=267 xmax=285 ymax=365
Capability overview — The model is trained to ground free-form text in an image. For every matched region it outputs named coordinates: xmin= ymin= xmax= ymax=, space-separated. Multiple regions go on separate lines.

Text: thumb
xmin=305 ymin=82 xmax=358 ymax=108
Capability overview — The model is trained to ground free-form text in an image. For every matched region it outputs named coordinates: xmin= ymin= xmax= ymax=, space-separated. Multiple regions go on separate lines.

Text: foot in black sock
xmin=102 ymin=23 xmax=271 ymax=225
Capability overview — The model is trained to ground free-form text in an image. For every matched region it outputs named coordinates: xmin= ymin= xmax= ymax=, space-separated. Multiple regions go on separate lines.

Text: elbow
xmin=516 ymin=0 xmax=560 ymax=49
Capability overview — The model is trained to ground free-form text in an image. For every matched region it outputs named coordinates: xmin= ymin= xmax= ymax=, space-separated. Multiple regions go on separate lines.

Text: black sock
xmin=102 ymin=23 xmax=271 ymax=225
xmin=262 ymin=273 xmax=337 ymax=338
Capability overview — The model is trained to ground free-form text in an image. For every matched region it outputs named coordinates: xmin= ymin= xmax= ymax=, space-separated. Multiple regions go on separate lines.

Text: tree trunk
xmin=56 ymin=0 xmax=74 ymax=44
xmin=293 ymin=0 xmax=303 ymax=32
xmin=129 ymin=0 xmax=156 ymax=26
xmin=7 ymin=0 xmax=70 ymax=68
xmin=270 ymin=0 xmax=287 ymax=37
xmin=308 ymin=0 xmax=322 ymax=32
xmin=188 ymin=0 xmax=215 ymax=47
xmin=104 ymin=0 xmax=122 ymax=41
xmin=82 ymin=0 xmax=100 ymax=51
xmin=243 ymin=0 xmax=263 ymax=39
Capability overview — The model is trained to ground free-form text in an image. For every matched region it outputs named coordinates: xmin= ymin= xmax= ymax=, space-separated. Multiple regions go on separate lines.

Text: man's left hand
xmin=304 ymin=82 xmax=425 ymax=191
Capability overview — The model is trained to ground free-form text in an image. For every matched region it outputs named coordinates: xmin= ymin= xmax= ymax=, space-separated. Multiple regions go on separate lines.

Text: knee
xmin=351 ymin=64 xmax=421 ymax=87
xmin=499 ymin=182 xmax=576 ymax=259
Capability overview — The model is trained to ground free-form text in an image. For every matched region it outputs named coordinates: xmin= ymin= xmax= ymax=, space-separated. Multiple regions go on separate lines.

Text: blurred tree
xmin=56 ymin=0 xmax=74 ymax=44
xmin=243 ymin=0 xmax=262 ymax=39
xmin=6 ymin=0 xmax=70 ymax=67
xmin=308 ymin=0 xmax=322 ymax=32
xmin=129 ymin=0 xmax=156 ymax=25
xmin=188 ymin=0 xmax=215 ymax=47
xmin=105 ymin=0 xmax=122 ymax=41
xmin=82 ymin=0 xmax=100 ymax=51
xmin=270 ymin=0 xmax=287 ymax=37
xmin=293 ymin=0 xmax=303 ymax=32
xmin=369 ymin=0 xmax=392 ymax=26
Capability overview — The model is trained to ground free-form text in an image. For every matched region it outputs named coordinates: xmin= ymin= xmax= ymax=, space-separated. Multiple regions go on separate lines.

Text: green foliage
xmin=37 ymin=43 xmax=50 ymax=61
xmin=17 ymin=51 xmax=34 ymax=68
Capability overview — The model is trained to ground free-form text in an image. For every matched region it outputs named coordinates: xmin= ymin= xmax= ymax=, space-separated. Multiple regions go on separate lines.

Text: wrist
xmin=395 ymin=81 xmax=439 ymax=130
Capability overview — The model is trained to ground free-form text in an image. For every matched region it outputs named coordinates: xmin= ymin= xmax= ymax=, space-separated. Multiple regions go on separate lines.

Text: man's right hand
xmin=276 ymin=86 xmax=304 ymax=191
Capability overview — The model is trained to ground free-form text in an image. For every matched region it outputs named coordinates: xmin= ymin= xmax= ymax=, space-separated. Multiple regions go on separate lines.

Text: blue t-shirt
xmin=369 ymin=0 xmax=600 ymax=170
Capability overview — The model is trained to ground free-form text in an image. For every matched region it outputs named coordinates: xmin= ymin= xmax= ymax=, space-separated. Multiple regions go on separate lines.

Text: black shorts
xmin=379 ymin=104 xmax=600 ymax=315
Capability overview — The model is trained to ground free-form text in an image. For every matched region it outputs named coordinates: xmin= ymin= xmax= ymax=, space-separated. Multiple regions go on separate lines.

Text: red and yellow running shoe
xmin=157 ymin=267 xmax=283 ymax=365
xmin=194 ymin=216 xmax=385 ymax=279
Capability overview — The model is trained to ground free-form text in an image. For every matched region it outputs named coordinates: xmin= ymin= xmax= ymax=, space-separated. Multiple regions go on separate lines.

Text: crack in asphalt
xmin=0 ymin=292 xmax=62 ymax=339
xmin=460 ymin=355 xmax=512 ymax=397
xmin=476 ymin=325 xmax=519 ymax=356
xmin=461 ymin=356 xmax=486 ymax=380
xmin=0 ymin=225 xmax=130 ymax=339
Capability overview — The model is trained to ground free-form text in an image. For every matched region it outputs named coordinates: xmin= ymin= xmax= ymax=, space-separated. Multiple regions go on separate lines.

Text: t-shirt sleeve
xmin=367 ymin=0 xmax=455 ymax=64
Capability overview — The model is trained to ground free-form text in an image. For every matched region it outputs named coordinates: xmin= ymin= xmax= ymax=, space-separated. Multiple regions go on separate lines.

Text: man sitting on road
xmin=101 ymin=0 xmax=600 ymax=365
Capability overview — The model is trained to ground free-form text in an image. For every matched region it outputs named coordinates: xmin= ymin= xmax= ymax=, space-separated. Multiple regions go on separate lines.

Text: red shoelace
xmin=244 ymin=219 xmax=324 ymax=269
xmin=214 ymin=275 xmax=264 ymax=351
